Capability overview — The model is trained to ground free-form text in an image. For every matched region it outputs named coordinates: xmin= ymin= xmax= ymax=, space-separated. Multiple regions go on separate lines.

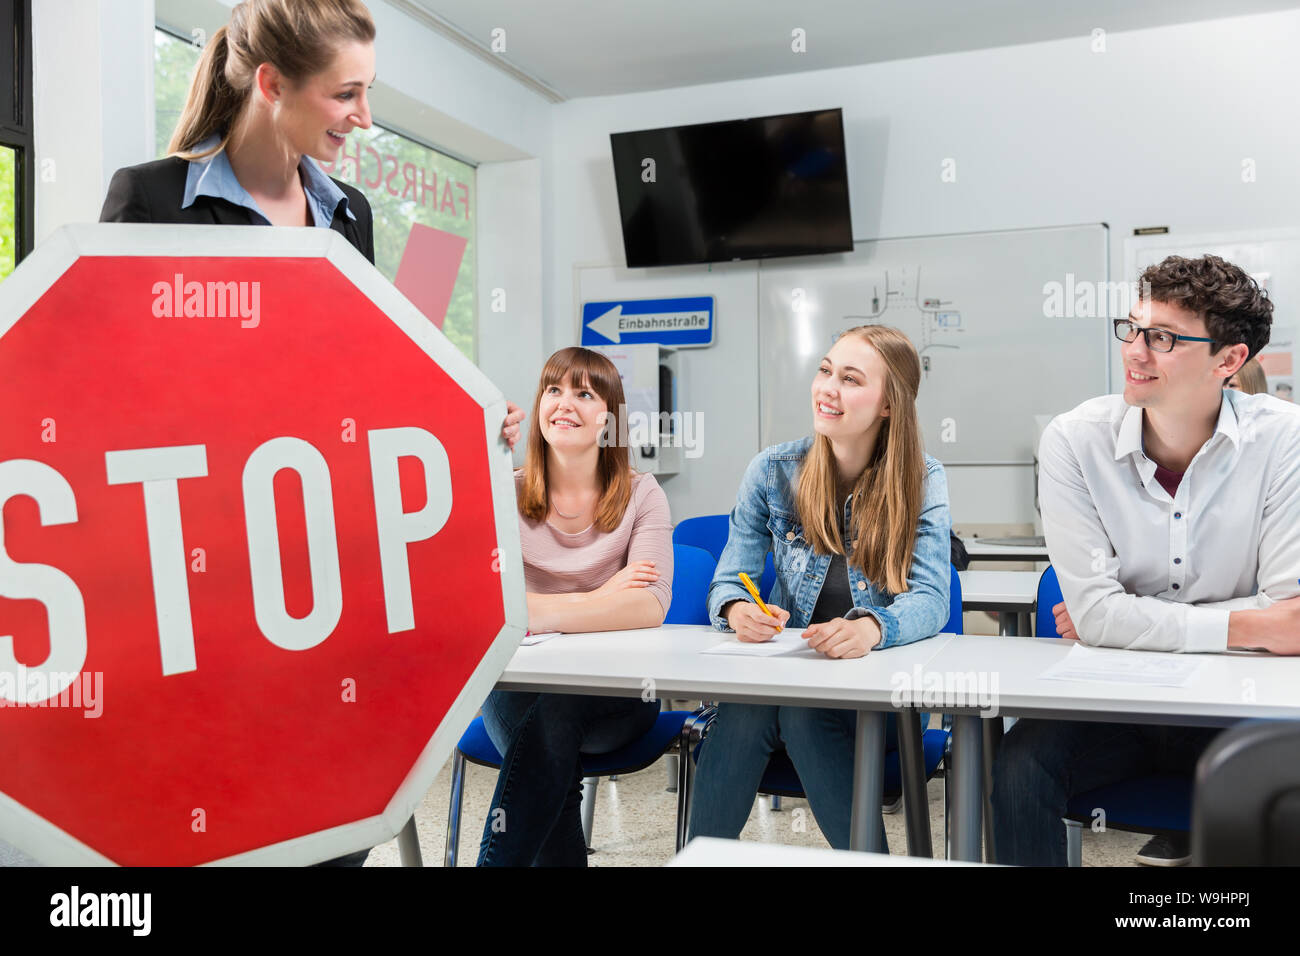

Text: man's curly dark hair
xmin=1139 ymin=254 xmax=1273 ymax=360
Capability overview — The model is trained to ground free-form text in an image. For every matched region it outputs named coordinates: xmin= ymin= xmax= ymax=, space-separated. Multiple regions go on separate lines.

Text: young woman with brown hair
xmin=478 ymin=347 xmax=674 ymax=866
xmin=687 ymin=324 xmax=952 ymax=849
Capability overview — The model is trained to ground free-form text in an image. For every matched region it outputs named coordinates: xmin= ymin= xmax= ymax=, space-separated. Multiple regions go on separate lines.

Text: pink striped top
xmin=515 ymin=470 xmax=674 ymax=614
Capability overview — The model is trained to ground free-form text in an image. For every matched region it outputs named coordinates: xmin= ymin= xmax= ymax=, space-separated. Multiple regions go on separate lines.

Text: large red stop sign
xmin=0 ymin=225 xmax=525 ymax=865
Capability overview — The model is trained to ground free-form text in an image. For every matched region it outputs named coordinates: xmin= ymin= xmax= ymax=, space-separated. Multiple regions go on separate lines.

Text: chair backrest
xmin=672 ymin=515 xmax=729 ymax=561
xmin=675 ymin=514 xmax=777 ymax=601
xmin=1035 ymin=565 xmax=1063 ymax=638
xmin=665 ymin=543 xmax=717 ymax=625
xmin=1193 ymin=720 xmax=1300 ymax=865
xmin=945 ymin=563 xmax=963 ymax=634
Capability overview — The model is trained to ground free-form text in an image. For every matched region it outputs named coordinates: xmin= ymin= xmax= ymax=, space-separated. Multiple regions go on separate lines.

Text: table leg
xmin=397 ymin=815 xmax=423 ymax=867
xmin=849 ymin=709 xmax=886 ymax=853
xmin=950 ymin=715 xmax=984 ymax=862
xmin=981 ymin=718 xmax=1003 ymax=864
xmin=897 ymin=707 xmax=933 ymax=858
xmin=998 ymin=612 xmax=1019 ymax=636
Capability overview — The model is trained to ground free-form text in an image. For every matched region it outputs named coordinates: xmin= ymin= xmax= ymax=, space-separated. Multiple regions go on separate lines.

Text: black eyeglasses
xmin=1113 ymin=318 xmax=1215 ymax=353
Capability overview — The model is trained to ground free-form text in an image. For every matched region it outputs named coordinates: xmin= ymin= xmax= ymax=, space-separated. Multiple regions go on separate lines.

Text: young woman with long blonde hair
xmin=688 ymin=324 xmax=952 ymax=849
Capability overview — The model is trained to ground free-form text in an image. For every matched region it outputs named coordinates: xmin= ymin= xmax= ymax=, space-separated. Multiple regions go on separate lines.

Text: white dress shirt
xmin=1038 ymin=389 xmax=1300 ymax=652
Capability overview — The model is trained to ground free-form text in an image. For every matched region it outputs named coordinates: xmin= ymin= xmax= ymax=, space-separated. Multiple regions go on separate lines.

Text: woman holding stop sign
xmin=101 ymin=0 xmax=376 ymax=252
xmin=100 ymin=0 xmax=378 ymax=868
xmin=484 ymin=347 xmax=674 ymax=866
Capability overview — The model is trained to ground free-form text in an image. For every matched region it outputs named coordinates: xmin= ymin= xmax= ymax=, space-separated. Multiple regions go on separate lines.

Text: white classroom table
xmin=959 ymin=537 xmax=1050 ymax=563
xmin=495 ymin=625 xmax=959 ymax=856
xmin=669 ymin=837 xmax=990 ymax=867
xmin=907 ymin=635 xmax=1300 ymax=862
xmin=958 ymin=569 xmax=1041 ymax=636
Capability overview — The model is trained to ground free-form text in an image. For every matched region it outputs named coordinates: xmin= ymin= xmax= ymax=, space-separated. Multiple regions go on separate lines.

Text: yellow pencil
xmin=738 ymin=572 xmax=781 ymax=631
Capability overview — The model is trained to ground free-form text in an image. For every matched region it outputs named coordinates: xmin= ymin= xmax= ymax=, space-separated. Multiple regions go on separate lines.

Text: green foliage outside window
xmin=0 ymin=146 xmax=14 ymax=282
xmin=153 ymin=29 xmax=475 ymax=359
xmin=155 ymin=30 xmax=201 ymax=158
xmin=320 ymin=127 xmax=476 ymax=360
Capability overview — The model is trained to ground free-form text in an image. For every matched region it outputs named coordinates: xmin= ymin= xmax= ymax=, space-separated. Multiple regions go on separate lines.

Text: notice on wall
xmin=1257 ymin=324 xmax=1295 ymax=403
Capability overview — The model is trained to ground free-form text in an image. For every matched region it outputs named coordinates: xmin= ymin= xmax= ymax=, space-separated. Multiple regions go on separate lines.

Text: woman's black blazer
xmin=97 ymin=157 xmax=375 ymax=869
xmin=99 ymin=156 xmax=375 ymax=265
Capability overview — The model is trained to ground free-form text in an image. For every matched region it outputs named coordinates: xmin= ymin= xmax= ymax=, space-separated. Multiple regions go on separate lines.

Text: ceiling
xmin=408 ymin=0 xmax=1300 ymax=99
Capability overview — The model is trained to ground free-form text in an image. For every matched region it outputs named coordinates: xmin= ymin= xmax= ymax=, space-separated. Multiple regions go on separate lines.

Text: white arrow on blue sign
xmin=581 ymin=296 xmax=714 ymax=347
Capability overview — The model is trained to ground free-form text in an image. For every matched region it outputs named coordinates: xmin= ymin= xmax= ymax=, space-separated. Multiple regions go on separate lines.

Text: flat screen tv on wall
xmin=610 ymin=107 xmax=853 ymax=268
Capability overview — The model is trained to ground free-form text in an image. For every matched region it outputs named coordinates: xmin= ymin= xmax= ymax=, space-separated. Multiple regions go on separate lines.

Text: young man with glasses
xmin=993 ymin=254 xmax=1300 ymax=867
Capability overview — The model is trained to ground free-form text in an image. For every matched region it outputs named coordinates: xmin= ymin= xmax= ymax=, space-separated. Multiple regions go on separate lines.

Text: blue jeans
xmin=991 ymin=719 xmax=1222 ymax=866
xmin=688 ymin=703 xmax=911 ymax=851
xmin=477 ymin=690 xmax=661 ymax=866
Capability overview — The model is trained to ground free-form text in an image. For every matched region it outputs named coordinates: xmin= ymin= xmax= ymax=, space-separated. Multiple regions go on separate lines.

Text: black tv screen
xmin=610 ymin=108 xmax=853 ymax=268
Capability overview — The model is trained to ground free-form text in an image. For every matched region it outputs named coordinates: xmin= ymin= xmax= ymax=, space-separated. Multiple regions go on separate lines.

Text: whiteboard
xmin=1126 ymin=228 xmax=1300 ymax=403
xmin=757 ymin=224 xmax=1110 ymax=463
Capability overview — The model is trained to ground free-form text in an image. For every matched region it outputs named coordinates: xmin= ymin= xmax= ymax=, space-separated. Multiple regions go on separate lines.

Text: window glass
xmin=319 ymin=129 xmax=476 ymax=360
xmin=155 ymin=29 xmax=202 ymax=159
xmin=0 ymin=145 xmax=16 ymax=282
xmin=154 ymin=28 xmax=475 ymax=359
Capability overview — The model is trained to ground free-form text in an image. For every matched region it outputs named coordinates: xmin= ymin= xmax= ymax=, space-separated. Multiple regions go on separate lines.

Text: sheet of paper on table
xmin=703 ymin=630 xmax=807 ymax=657
xmin=521 ymin=631 xmax=561 ymax=646
xmin=1038 ymin=643 xmax=1205 ymax=687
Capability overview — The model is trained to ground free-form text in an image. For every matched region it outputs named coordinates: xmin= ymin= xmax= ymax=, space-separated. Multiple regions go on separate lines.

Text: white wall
xmin=547 ymin=8 xmax=1300 ymax=526
xmin=33 ymin=0 xmax=155 ymax=243
xmin=477 ymin=158 xmax=544 ymax=466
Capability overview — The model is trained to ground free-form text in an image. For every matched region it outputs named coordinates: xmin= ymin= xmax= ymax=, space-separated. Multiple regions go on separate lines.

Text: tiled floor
xmin=368 ymin=752 xmax=1151 ymax=867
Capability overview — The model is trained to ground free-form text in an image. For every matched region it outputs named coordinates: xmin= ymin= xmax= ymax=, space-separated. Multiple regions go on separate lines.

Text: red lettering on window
xmin=383 ymin=156 xmax=400 ymax=196
xmin=420 ymin=167 xmax=437 ymax=209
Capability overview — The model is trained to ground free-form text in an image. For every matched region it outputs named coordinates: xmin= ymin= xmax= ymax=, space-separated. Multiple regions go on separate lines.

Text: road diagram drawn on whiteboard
xmin=840 ymin=266 xmax=962 ymax=375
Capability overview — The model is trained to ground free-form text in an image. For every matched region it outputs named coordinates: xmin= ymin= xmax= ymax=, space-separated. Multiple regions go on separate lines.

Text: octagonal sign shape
xmin=0 ymin=224 xmax=526 ymax=865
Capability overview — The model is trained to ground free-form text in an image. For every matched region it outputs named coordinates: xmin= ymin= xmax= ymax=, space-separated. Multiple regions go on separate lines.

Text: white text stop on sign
xmin=0 ymin=427 xmax=452 ymax=704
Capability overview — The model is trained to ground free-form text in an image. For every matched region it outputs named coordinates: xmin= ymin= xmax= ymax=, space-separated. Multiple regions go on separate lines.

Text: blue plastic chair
xmin=1034 ymin=565 xmax=1193 ymax=866
xmin=442 ymin=545 xmax=714 ymax=865
xmin=673 ymin=514 xmax=776 ymax=600
xmin=444 ymin=707 xmax=704 ymax=865
xmin=665 ymin=544 xmax=716 ymax=625
xmin=1035 ymin=564 xmax=1063 ymax=638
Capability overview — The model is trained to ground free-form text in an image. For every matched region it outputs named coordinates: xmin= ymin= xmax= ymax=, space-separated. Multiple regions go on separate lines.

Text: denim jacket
xmin=708 ymin=436 xmax=953 ymax=649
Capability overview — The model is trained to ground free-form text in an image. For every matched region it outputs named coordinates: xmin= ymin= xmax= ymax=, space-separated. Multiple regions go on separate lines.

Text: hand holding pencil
xmin=725 ymin=572 xmax=791 ymax=642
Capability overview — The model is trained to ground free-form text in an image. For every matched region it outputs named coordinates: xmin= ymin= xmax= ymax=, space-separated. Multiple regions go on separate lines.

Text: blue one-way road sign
xmin=581 ymin=296 xmax=714 ymax=347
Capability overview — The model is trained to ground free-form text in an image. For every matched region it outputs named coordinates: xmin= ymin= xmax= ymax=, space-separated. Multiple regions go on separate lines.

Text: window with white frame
xmin=154 ymin=27 xmax=476 ymax=359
